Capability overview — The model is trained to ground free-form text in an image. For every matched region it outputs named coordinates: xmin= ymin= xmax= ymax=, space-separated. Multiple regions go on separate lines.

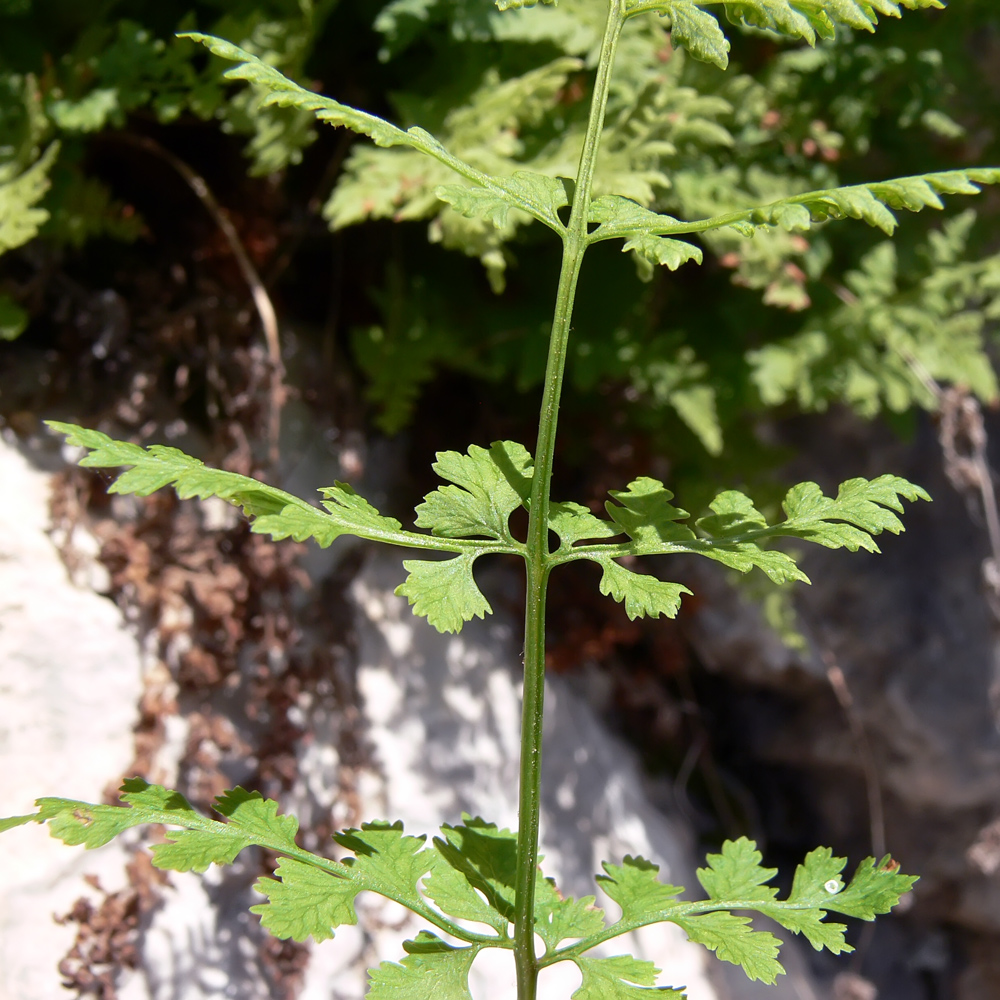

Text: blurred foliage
xmin=1 ymin=0 xmax=998 ymax=486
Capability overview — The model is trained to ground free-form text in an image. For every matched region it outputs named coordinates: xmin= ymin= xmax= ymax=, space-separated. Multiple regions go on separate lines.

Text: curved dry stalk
xmin=117 ymin=132 xmax=286 ymax=465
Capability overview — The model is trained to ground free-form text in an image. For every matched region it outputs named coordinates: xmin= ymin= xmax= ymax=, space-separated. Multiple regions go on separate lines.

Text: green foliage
xmin=4 ymin=2 xmax=958 ymax=996
xmin=561 ymin=470 xmax=928 ymax=618
xmin=4 ymin=0 xmax=992 ymax=447
xmin=0 ymin=292 xmax=28 ymax=340
xmin=49 ymin=421 xmax=528 ymax=633
xmin=670 ymin=0 xmax=948 ymax=49
xmin=596 ymin=855 xmax=685 ymax=920
xmin=4 ymin=780 xmax=916 ymax=993
xmin=48 ymin=421 xmax=928 ymax=628
xmin=1 ymin=0 xmax=995 ymax=447
xmin=589 ymin=169 xmax=1000 ymax=242
xmin=17 ymin=3 xmax=338 ymax=175
xmin=415 ymin=441 xmax=533 ymax=541
xmin=750 ymin=210 xmax=1000 ymax=414
xmin=367 ymin=933 xmax=479 ymax=1000
xmin=253 ymin=858 xmax=359 ymax=942
xmin=573 ymin=955 xmax=681 ymax=1000
xmin=329 ymin=0 xmax=1000 ymax=451
xmin=396 ymin=554 xmax=495 ymax=633
xmin=0 ymin=141 xmax=57 ymax=255
xmin=184 ymin=31 xmax=570 ymax=240
xmin=0 ymin=0 xmax=341 ymax=339
xmin=675 ymin=910 xmax=783 ymax=984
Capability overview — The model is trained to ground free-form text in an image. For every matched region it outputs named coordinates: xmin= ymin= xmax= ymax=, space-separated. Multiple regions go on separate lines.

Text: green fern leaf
xmin=695 ymin=475 xmax=929 ymax=564
xmin=35 ymin=779 xmax=198 ymax=851
xmin=32 ymin=778 xmax=300 ymax=867
xmin=575 ymin=474 xmax=927 ymax=585
xmin=697 ymin=838 xmax=778 ymax=901
xmin=47 ymin=422 xmax=423 ymax=549
xmin=626 ymin=0 xmax=945 ymax=55
xmin=50 ymin=421 xmax=301 ymax=511
xmin=0 ymin=814 xmax=37 ymax=834
xmin=756 ymin=847 xmax=852 ymax=952
xmin=150 ymin=787 xmax=301 ymax=872
xmin=635 ymin=2 xmax=730 ymax=69
xmin=249 ymin=495 xmax=399 ymax=548
xmin=534 ymin=879 xmax=606 ymax=952
xmin=605 ymin=478 xmax=693 ymax=546
xmin=181 ymin=32 xmax=420 ymax=148
xmin=692 ymin=491 xmax=808 ymax=583
xmin=437 ymin=172 xmax=569 ymax=230
xmin=50 ymin=422 xmax=525 ymax=635
xmin=596 ymin=855 xmax=685 ymax=923
xmin=623 ymin=233 xmax=704 ymax=272
xmin=572 ymin=955 xmax=680 ymax=1000
xmin=598 ymin=170 xmax=1000 ymax=244
xmin=415 ymin=441 xmax=532 ymax=541
xmin=496 ymin=0 xmax=558 ymax=10
xmin=396 ymin=555 xmax=493 ymax=632
xmin=35 ymin=794 xmax=165 ymax=851
xmin=748 ymin=219 xmax=1000 ymax=419
xmin=254 ymin=822 xmax=441 ymax=942
xmin=0 ymin=294 xmax=29 ymax=341
xmin=250 ymin=820 xmax=445 ymax=941
xmin=590 ymin=195 xmax=682 ymax=234
xmin=181 ymin=33 xmax=566 ymax=233
xmin=775 ymin=474 xmax=930 ymax=551
xmin=251 ymin=857 xmax=359 ymax=943
xmin=596 ymin=558 xmax=693 ymax=620
xmin=549 ymin=501 xmax=621 ymax=547
xmin=746 ymin=169 xmax=1000 ymax=236
xmin=424 ymin=849 xmax=510 ymax=932
xmin=368 ymin=932 xmax=478 ymax=1000
xmin=428 ymin=822 xmax=605 ymax=944
xmin=786 ymin=846 xmax=848 ymax=903
xmin=590 ymin=196 xmax=702 ymax=270
xmin=586 ymin=840 xmax=915 ymax=981
xmin=0 ymin=143 xmax=59 ymax=254
xmin=824 ymin=855 xmax=919 ymax=920
xmin=437 ymin=184 xmax=515 ymax=230
xmin=764 ymin=906 xmax=850 ymax=953
xmin=434 ymin=817 xmax=519 ymax=923
xmin=696 ymin=547 xmax=805 ymax=585
xmin=674 ymin=911 xmax=783 ymax=984
xmin=719 ymin=0 xmax=944 ymax=44
xmin=150 ymin=828 xmax=247 ymax=872
xmin=336 ymin=821 xmax=434 ymax=899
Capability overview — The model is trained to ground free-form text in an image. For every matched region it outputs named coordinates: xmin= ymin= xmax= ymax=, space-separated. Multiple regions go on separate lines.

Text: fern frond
xmin=556 ymin=474 xmax=929 ymax=599
xmin=590 ymin=169 xmax=1000 ymax=245
xmin=0 ymin=143 xmax=60 ymax=254
xmin=625 ymin=1 xmax=946 ymax=66
xmin=47 ymin=422 xmax=509 ymax=558
xmin=179 ymin=33 xmax=567 ymax=234
xmin=749 ymin=220 xmax=1000 ymax=418
xmin=496 ymin=0 xmax=559 ymax=9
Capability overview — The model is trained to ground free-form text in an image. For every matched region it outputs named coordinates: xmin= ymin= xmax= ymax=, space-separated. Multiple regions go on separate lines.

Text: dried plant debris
xmin=56 ymin=856 xmax=168 ymax=1000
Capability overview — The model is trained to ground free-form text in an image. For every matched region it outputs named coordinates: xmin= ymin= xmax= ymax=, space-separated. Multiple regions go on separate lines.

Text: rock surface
xmin=0 ymin=434 xmax=142 ymax=1000
xmin=680 ymin=413 xmax=1000 ymax=1000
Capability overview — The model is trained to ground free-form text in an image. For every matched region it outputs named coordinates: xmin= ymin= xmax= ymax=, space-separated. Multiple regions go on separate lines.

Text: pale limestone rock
xmin=0 ymin=435 xmax=141 ymax=1000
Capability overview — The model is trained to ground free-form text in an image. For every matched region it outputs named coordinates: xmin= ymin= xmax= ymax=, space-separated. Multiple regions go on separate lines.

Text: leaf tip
xmin=0 ymin=813 xmax=41 ymax=834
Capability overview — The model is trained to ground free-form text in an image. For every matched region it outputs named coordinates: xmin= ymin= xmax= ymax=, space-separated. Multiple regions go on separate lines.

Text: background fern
xmin=2 ymin=1 xmax=998 ymax=460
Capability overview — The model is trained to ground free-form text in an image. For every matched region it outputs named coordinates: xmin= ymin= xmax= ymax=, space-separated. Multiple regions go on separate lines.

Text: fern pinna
xmin=5 ymin=2 xmax=995 ymax=998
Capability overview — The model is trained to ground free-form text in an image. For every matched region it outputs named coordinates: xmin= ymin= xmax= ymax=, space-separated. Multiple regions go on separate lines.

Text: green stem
xmin=511 ymin=3 xmax=626 ymax=999
xmin=536 ymin=896 xmax=835 ymax=967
